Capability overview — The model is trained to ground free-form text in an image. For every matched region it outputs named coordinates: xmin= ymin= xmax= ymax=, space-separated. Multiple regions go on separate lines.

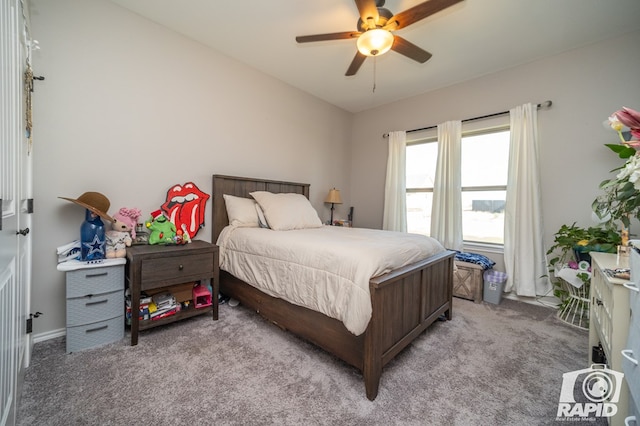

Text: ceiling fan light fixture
xmin=356 ymin=28 xmax=393 ymax=57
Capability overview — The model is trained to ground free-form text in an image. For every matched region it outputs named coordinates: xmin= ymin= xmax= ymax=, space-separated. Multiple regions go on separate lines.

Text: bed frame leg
xmin=363 ymin=360 xmax=381 ymax=401
xmin=363 ymin=295 xmax=382 ymax=401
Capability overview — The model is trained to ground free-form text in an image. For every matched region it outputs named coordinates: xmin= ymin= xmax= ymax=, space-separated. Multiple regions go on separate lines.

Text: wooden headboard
xmin=211 ymin=175 xmax=311 ymax=243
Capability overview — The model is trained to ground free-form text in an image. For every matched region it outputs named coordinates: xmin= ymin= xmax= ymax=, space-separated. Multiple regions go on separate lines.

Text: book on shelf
xmin=124 ymin=294 xmax=153 ymax=306
xmin=125 ymin=305 xmax=150 ymax=323
xmin=151 ymin=307 xmax=178 ymax=320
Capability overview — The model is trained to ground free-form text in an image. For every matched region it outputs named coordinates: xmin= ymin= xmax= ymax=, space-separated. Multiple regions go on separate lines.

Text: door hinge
xmin=0 ymin=198 xmax=2 ymax=230
xmin=26 ymin=312 xmax=42 ymax=334
xmin=27 ymin=198 xmax=34 ymax=213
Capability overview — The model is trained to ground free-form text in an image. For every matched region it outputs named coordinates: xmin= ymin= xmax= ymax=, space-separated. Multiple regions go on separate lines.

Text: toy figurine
xmin=105 ymin=207 xmax=142 ymax=257
xmin=145 ymin=210 xmax=176 ymax=245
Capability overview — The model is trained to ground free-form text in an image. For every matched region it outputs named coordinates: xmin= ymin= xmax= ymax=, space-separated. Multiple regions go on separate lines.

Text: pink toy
xmin=105 ymin=207 xmax=142 ymax=258
xmin=112 ymin=207 xmax=142 ymax=239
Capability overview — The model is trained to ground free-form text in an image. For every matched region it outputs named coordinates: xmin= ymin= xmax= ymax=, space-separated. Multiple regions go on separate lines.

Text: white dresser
xmin=58 ymin=258 xmax=126 ymax=353
xmin=622 ymin=246 xmax=640 ymax=424
xmin=589 ymin=252 xmax=630 ymax=425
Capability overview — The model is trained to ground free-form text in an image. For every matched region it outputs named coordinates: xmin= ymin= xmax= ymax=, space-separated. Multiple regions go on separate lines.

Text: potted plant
xmin=546 ymin=223 xmax=620 ymax=268
xmin=546 ymin=223 xmax=621 ymax=327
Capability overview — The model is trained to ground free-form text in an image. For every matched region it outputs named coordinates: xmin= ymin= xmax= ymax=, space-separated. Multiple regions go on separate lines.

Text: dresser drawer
xmin=140 ymin=253 xmax=213 ymax=284
xmin=66 ymin=316 xmax=123 ymax=353
xmin=624 ymin=314 xmax=640 ymax=403
xmin=66 ymin=265 xmax=124 ymax=297
xmin=629 ymin=391 xmax=640 ymax=426
xmin=66 ymin=289 xmax=122 ymax=326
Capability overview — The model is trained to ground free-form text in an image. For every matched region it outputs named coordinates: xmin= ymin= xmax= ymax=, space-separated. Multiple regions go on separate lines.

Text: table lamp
xmin=325 ymin=188 xmax=342 ymax=225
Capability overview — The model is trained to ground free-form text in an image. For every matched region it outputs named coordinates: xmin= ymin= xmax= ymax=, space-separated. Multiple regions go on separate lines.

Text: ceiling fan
xmin=296 ymin=0 xmax=463 ymax=76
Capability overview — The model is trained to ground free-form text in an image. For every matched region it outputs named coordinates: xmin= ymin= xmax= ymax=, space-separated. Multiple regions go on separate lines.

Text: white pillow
xmin=250 ymin=191 xmax=322 ymax=231
xmin=223 ymin=194 xmax=259 ymax=227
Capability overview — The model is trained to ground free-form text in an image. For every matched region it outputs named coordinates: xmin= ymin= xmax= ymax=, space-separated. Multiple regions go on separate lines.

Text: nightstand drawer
xmin=66 ymin=289 xmax=122 ymax=326
xmin=140 ymin=253 xmax=213 ymax=283
xmin=66 ymin=265 xmax=124 ymax=297
xmin=66 ymin=316 xmax=123 ymax=353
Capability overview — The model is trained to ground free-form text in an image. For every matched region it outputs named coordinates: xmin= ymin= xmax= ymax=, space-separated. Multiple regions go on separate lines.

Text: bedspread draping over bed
xmin=217 ymin=225 xmax=446 ymax=335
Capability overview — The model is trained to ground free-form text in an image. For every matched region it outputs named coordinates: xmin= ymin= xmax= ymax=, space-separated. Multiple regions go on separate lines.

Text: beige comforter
xmin=217 ymin=225 xmax=445 ymax=335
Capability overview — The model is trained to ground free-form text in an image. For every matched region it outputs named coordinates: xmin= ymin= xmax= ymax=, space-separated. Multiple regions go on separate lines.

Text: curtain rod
xmin=382 ymin=100 xmax=553 ymax=138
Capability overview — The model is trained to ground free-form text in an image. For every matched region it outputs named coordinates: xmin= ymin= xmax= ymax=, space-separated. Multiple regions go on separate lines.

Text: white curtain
xmin=504 ymin=103 xmax=551 ymax=296
xmin=383 ymin=131 xmax=407 ymax=232
xmin=431 ymin=121 xmax=463 ymax=251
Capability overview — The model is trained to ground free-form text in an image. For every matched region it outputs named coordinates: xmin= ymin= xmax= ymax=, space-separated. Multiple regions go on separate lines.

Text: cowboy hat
xmin=59 ymin=191 xmax=114 ymax=223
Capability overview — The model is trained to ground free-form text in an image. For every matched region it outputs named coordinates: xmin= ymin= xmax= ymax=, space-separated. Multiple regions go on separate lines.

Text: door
xmin=1 ymin=0 xmax=33 ymax=425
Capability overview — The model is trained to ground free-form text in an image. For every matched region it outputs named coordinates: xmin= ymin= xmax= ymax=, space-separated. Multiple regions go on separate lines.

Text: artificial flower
xmin=593 ymin=107 xmax=640 ymax=229
xmin=619 ymin=154 xmax=640 ymax=190
xmin=611 ymin=106 xmax=640 ymax=143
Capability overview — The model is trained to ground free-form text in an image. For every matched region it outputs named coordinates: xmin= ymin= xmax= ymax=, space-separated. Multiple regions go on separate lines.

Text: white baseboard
xmin=32 ymin=328 xmax=65 ymax=344
xmin=503 ymin=291 xmax=559 ymax=309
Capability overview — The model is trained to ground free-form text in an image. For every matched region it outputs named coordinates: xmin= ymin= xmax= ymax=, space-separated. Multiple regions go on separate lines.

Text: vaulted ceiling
xmin=109 ymin=0 xmax=640 ymax=113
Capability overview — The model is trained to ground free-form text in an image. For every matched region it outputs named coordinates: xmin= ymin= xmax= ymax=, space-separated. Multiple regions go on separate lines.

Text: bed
xmin=211 ymin=174 xmax=455 ymax=400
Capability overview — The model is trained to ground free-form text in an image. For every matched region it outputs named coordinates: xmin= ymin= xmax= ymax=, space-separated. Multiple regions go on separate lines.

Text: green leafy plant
xmin=546 ymin=223 xmax=620 ymax=268
xmin=546 ymin=223 xmax=621 ymax=316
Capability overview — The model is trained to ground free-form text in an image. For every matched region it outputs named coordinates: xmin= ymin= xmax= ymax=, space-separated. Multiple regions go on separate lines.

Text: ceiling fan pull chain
xmin=372 ymin=56 xmax=377 ymax=93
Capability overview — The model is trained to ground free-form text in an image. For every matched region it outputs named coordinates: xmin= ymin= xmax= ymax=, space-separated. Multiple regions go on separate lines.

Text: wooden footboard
xmin=364 ymin=249 xmax=454 ymax=399
xmin=220 ymin=249 xmax=455 ymax=400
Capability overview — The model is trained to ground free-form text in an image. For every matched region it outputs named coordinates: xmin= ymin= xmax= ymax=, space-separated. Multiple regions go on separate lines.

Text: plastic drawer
xmin=66 ymin=264 xmax=124 ymax=298
xmin=66 ymin=289 xmax=122 ymax=326
xmin=66 ymin=316 xmax=123 ymax=353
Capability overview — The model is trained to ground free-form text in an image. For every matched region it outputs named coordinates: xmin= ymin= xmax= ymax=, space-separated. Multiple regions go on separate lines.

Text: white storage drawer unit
xmin=622 ymin=245 xmax=640 ymax=424
xmin=588 ymin=252 xmax=630 ymax=426
xmin=58 ymin=259 xmax=126 ymax=353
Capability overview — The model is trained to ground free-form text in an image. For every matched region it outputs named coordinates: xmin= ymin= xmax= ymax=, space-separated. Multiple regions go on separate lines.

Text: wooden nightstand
xmin=125 ymin=240 xmax=219 ymax=345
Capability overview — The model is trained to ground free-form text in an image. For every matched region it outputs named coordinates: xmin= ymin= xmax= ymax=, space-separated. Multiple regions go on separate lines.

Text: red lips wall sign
xmin=161 ymin=182 xmax=210 ymax=239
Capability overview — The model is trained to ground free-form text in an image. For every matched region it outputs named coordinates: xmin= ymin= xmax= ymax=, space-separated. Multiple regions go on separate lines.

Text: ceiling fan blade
xmin=346 ymin=51 xmax=367 ymax=76
xmin=354 ymin=0 xmax=379 ymax=29
xmin=385 ymin=0 xmax=463 ymax=31
xmin=296 ymin=31 xmax=361 ymax=43
xmin=391 ymin=36 xmax=432 ymax=63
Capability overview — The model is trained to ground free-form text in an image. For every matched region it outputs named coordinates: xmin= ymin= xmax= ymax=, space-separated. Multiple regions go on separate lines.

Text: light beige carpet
xmin=17 ymin=297 xmax=601 ymax=425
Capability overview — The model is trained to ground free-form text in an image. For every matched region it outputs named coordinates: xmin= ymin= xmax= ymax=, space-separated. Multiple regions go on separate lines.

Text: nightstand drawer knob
xmin=179 ymin=264 xmax=183 ymax=270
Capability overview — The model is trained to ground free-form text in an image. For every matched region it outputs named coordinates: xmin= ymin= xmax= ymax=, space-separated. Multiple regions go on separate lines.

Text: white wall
xmin=350 ymin=30 xmax=640 ymax=270
xmin=29 ymin=0 xmax=353 ymax=336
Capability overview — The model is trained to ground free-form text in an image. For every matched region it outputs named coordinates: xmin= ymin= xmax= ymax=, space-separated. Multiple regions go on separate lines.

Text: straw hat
xmin=59 ymin=191 xmax=114 ymax=223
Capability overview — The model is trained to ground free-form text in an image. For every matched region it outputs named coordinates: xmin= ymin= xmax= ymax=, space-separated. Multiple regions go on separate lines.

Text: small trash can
xmin=483 ymin=270 xmax=508 ymax=304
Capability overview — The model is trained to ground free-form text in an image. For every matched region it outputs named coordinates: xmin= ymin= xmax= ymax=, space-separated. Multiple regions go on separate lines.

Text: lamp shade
xmin=356 ymin=29 xmax=394 ymax=57
xmin=325 ymin=188 xmax=342 ymax=204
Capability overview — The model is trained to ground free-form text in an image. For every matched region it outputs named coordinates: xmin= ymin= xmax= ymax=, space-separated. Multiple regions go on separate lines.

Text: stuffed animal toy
xmin=145 ymin=210 xmax=176 ymax=245
xmin=112 ymin=207 xmax=142 ymax=239
xmin=105 ymin=208 xmax=141 ymax=258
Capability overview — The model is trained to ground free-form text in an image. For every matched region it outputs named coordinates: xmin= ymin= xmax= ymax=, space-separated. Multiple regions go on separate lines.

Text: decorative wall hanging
xmin=161 ymin=182 xmax=210 ymax=240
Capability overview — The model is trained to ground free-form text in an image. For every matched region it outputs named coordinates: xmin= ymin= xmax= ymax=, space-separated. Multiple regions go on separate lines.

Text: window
xmin=406 ymin=128 xmax=510 ymax=245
